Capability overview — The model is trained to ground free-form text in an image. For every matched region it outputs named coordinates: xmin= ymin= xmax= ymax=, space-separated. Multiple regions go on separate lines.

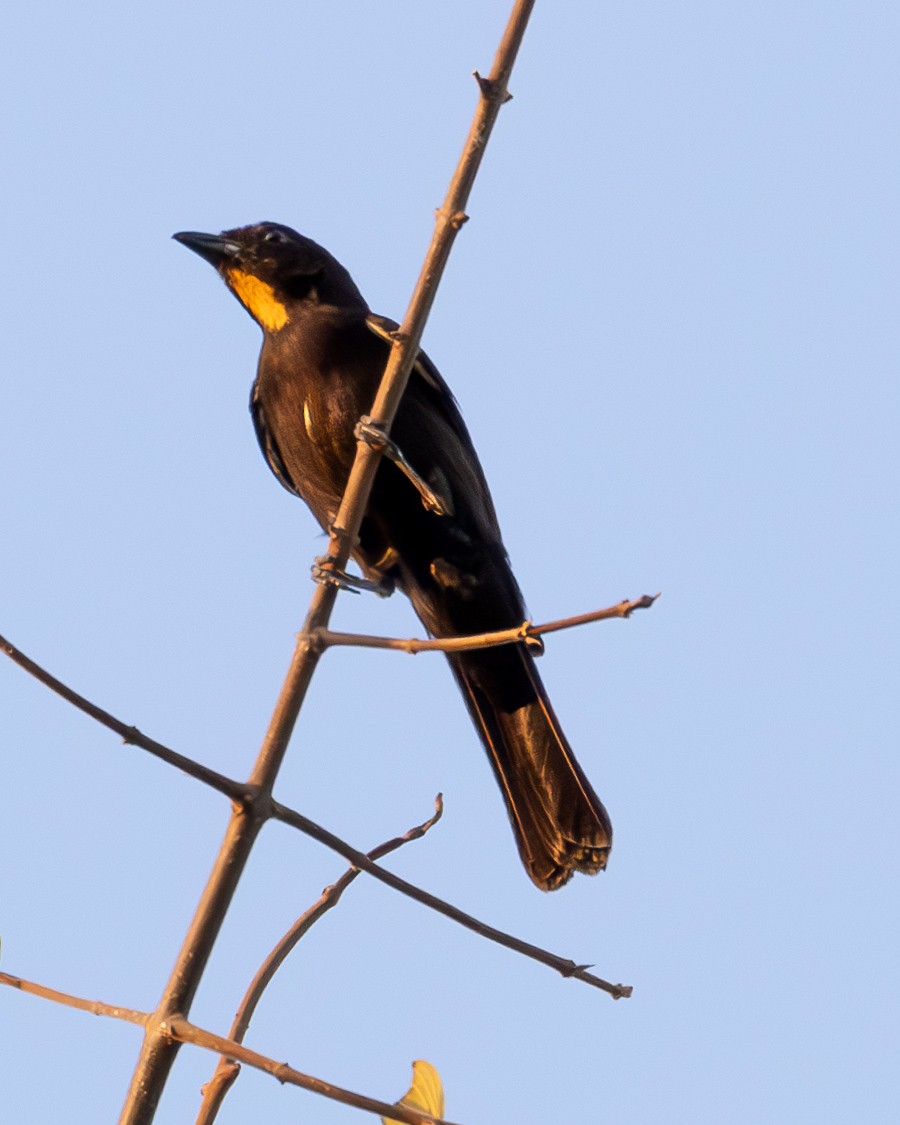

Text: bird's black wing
xmin=249 ymin=380 xmax=303 ymax=498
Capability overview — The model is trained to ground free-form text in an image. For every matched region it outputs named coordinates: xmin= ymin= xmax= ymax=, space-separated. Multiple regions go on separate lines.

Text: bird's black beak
xmin=172 ymin=230 xmax=241 ymax=268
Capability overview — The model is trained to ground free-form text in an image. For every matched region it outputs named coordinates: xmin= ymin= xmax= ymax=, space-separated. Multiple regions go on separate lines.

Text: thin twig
xmin=316 ymin=594 xmax=660 ymax=654
xmin=195 ymin=798 xmax=444 ymax=1125
xmin=169 ymin=1018 xmax=462 ymax=1125
xmin=270 ymin=798 xmax=633 ymax=1001
xmin=0 ymin=621 xmax=630 ymax=999
xmin=119 ymin=5 xmax=538 ymax=1119
xmin=0 ymin=974 xmax=459 ymax=1125
xmin=2 ymin=627 xmax=628 ymax=994
xmin=1 ymin=618 xmax=629 ymax=997
xmin=3 ymin=608 xmax=630 ymax=996
xmin=0 ymin=634 xmax=243 ymax=801
xmin=0 ymin=972 xmax=148 ymax=1026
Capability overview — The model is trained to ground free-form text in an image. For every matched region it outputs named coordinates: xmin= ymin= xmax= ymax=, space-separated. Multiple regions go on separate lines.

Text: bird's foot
xmin=354 ymin=416 xmax=452 ymax=516
xmin=312 ymin=557 xmax=393 ymax=598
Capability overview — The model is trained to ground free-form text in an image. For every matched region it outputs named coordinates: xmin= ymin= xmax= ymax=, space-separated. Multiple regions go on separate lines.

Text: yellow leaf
xmin=382 ymin=1059 xmax=445 ymax=1124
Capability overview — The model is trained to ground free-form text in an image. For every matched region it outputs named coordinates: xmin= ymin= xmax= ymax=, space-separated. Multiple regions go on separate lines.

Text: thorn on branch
xmin=622 ymin=592 xmax=660 ymax=617
xmin=435 ymin=207 xmax=469 ymax=230
xmin=473 ymin=70 xmax=513 ymax=103
xmin=559 ymin=960 xmax=582 ymax=978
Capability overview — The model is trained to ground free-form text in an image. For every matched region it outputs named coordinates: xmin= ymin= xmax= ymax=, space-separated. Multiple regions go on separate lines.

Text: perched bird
xmin=174 ymin=222 xmax=611 ymax=890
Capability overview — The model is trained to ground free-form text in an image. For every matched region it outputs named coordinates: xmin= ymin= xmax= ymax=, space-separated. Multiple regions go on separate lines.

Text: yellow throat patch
xmin=226 ymin=269 xmax=288 ymax=331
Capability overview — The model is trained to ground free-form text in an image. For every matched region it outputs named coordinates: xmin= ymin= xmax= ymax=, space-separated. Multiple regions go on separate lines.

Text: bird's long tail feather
xmin=448 ymin=644 xmax=611 ymax=891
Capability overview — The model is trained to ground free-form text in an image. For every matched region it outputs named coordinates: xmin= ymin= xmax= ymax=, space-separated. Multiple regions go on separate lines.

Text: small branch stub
xmin=435 ymin=207 xmax=469 ymax=230
xmin=473 ymin=70 xmax=513 ymax=103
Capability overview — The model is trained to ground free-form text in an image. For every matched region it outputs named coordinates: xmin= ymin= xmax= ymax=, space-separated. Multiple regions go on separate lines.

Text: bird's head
xmin=173 ymin=222 xmax=367 ymax=332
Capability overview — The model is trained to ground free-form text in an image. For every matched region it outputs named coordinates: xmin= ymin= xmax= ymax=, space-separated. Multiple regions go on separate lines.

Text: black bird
xmin=174 ymin=222 xmax=611 ymax=890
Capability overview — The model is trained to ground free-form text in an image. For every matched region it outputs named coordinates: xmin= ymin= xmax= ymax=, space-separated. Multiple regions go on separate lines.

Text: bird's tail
xmin=448 ymin=643 xmax=612 ymax=891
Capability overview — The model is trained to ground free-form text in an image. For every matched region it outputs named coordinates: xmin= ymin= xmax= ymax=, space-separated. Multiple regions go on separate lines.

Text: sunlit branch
xmin=0 ymin=634 xmax=243 ymax=801
xmin=0 ymin=973 xmax=457 ymax=1125
xmin=0 ymin=618 xmax=631 ymax=1000
xmin=170 ymin=1018 xmax=461 ymax=1125
xmin=315 ymin=594 xmax=660 ymax=655
xmin=195 ymin=798 xmax=444 ymax=1124
xmin=270 ymin=798 xmax=633 ymax=1001
xmin=119 ymin=4 xmax=540 ymax=1119
xmin=0 ymin=618 xmax=631 ymax=997
xmin=0 ymin=972 xmax=147 ymax=1026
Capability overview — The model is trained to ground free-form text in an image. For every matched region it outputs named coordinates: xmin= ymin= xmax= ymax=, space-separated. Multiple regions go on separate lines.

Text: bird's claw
xmin=311 ymin=558 xmax=393 ymax=598
xmin=355 ymin=416 xmax=452 ymax=516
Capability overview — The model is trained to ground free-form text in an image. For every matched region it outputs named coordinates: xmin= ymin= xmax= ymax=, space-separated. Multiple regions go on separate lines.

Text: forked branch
xmin=0 ymin=633 xmax=631 ymax=999
xmin=0 ymin=973 xmax=458 ymax=1125
xmin=195 ymin=797 xmax=445 ymax=1124
xmin=270 ymin=799 xmax=632 ymax=1000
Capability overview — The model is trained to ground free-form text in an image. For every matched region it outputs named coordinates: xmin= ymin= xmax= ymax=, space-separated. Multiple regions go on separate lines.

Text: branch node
xmin=623 ymin=592 xmax=660 ymax=617
xmin=518 ymin=620 xmax=545 ymax=655
xmin=434 ymin=206 xmax=469 ymax=230
xmin=238 ymin=784 xmax=273 ymax=825
xmin=473 ymin=70 xmax=513 ymax=103
xmin=304 ymin=626 xmax=328 ymax=655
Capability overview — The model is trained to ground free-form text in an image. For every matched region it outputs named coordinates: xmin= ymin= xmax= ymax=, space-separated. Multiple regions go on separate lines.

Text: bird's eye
xmin=263 ymin=229 xmax=288 ymax=244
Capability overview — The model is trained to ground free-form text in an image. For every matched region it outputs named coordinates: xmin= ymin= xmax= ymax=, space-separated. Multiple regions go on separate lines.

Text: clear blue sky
xmin=2 ymin=2 xmax=898 ymax=1122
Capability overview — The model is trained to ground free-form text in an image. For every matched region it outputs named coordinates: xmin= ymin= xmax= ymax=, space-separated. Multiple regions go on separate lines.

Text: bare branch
xmin=314 ymin=0 xmax=538 ymax=583
xmin=195 ymin=798 xmax=444 ymax=1124
xmin=0 ymin=634 xmax=243 ymax=801
xmin=316 ymin=594 xmax=661 ymax=655
xmin=0 ymin=971 xmax=148 ymax=1027
xmin=270 ymin=798 xmax=632 ymax=1001
xmin=120 ymin=6 xmax=539 ymax=1118
xmin=0 ymin=974 xmax=459 ymax=1125
xmin=2 ymin=617 xmax=629 ymax=998
xmin=169 ymin=1018 xmax=463 ymax=1125
xmin=3 ymin=610 xmax=631 ymax=999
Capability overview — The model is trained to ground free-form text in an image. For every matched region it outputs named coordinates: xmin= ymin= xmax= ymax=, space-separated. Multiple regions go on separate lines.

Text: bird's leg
xmin=311 ymin=556 xmax=393 ymax=597
xmin=354 ymin=416 xmax=452 ymax=516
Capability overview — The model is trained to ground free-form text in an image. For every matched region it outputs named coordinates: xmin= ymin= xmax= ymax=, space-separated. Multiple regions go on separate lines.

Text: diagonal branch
xmin=0 ymin=634 xmax=242 ymax=801
xmin=270 ymin=798 xmax=632 ymax=1001
xmin=1 ymin=623 xmax=629 ymax=998
xmin=170 ymin=1018 xmax=461 ymax=1125
xmin=195 ymin=797 xmax=445 ymax=1125
xmin=0 ymin=972 xmax=148 ymax=1027
xmin=119 ymin=4 xmax=539 ymax=1120
xmin=0 ymin=973 xmax=459 ymax=1125
xmin=2 ymin=616 xmax=630 ymax=998
xmin=315 ymin=0 xmax=537 ymax=581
